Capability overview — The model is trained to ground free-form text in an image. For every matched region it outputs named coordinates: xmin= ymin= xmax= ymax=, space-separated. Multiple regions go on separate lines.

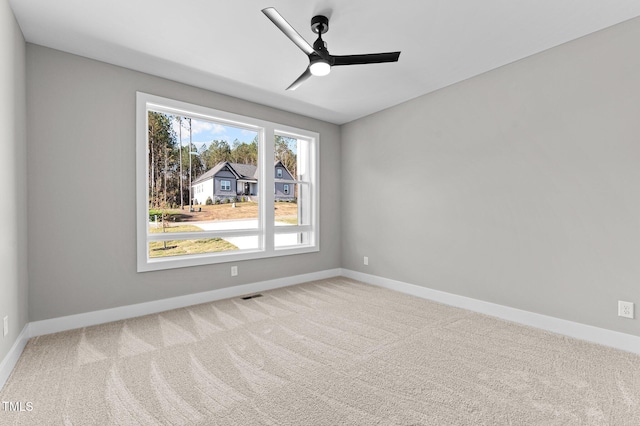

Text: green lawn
xmin=149 ymin=224 xmax=238 ymax=258
xmin=149 ymin=224 xmax=203 ymax=233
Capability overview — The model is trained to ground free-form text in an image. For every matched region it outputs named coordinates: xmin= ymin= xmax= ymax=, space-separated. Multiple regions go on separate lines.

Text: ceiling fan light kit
xmin=309 ymin=58 xmax=331 ymax=76
xmin=262 ymin=7 xmax=401 ymax=90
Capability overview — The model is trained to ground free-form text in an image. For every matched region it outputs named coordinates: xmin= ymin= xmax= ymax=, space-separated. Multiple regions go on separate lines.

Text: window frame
xmin=136 ymin=92 xmax=319 ymax=272
xmin=220 ymin=179 xmax=231 ymax=192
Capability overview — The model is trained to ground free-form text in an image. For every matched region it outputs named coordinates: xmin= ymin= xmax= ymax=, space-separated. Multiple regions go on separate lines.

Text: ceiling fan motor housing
xmin=311 ymin=15 xmax=329 ymax=34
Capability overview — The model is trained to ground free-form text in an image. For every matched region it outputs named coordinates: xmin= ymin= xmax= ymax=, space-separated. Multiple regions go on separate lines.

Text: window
xmin=137 ymin=92 xmax=319 ymax=271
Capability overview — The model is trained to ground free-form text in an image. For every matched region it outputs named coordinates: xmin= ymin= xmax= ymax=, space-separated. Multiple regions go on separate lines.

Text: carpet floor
xmin=1 ymin=277 xmax=639 ymax=425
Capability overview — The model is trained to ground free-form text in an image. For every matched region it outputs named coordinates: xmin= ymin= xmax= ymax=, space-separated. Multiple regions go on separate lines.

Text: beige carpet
xmin=1 ymin=277 xmax=639 ymax=425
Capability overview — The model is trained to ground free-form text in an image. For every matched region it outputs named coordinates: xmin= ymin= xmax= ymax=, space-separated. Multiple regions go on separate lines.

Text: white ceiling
xmin=9 ymin=0 xmax=640 ymax=124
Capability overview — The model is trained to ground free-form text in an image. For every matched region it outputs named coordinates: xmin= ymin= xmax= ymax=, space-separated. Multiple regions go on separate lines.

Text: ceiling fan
xmin=262 ymin=7 xmax=401 ymax=91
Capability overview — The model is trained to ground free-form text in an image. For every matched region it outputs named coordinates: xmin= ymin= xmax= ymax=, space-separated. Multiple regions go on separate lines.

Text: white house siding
xmin=193 ymin=179 xmax=214 ymax=205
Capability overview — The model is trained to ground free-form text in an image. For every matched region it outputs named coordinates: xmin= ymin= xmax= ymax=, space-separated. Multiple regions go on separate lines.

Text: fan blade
xmin=332 ymin=52 xmax=401 ymax=66
xmin=262 ymin=8 xmax=315 ymax=56
xmin=286 ymin=68 xmax=312 ymax=91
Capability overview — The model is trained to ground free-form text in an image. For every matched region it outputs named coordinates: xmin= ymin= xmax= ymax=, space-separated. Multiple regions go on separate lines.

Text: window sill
xmin=138 ymin=245 xmax=320 ymax=272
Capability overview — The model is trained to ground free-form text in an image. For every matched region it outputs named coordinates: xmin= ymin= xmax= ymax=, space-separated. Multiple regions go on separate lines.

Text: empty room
xmin=1 ymin=0 xmax=639 ymax=424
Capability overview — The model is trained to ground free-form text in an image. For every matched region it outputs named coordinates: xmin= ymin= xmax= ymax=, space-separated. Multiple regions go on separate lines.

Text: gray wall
xmin=342 ymin=17 xmax=640 ymax=336
xmin=26 ymin=44 xmax=341 ymax=321
xmin=0 ymin=0 xmax=28 ymax=360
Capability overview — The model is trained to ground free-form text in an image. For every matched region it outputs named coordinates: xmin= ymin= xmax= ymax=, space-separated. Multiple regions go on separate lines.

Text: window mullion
xmin=263 ymin=126 xmax=275 ymax=253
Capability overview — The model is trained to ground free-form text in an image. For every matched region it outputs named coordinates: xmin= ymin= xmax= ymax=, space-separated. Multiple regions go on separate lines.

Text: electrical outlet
xmin=363 ymin=256 xmax=368 ymax=266
xmin=3 ymin=316 xmax=8 ymax=337
xmin=231 ymin=266 xmax=238 ymax=277
xmin=618 ymin=301 xmax=634 ymax=319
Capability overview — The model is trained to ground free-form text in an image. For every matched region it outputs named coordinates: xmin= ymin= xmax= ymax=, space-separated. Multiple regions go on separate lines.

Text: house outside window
xmin=136 ymin=92 xmax=319 ymax=271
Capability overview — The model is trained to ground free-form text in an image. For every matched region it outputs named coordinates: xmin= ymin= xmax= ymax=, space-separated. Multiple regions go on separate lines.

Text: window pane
xmin=274 ymin=198 xmax=298 ymax=226
xmin=274 ymin=183 xmax=310 ymax=227
xmin=274 ymin=134 xmax=311 ymax=228
xmin=147 ymin=111 xmax=259 ymax=236
xmin=274 ymin=134 xmax=298 ymax=180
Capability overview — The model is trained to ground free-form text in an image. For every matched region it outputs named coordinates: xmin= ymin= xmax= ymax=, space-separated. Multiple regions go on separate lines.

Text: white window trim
xmin=136 ymin=92 xmax=319 ymax=272
xmin=220 ymin=179 xmax=231 ymax=191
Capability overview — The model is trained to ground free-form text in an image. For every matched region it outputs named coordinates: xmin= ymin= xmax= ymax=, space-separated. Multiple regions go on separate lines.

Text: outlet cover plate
xmin=618 ymin=301 xmax=634 ymax=319
xmin=231 ymin=266 xmax=238 ymax=277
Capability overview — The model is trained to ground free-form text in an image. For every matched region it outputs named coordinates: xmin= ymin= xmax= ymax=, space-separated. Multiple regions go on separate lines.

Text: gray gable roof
xmin=192 ymin=162 xmax=237 ymax=185
xmin=229 ymin=163 xmax=258 ymax=180
xmin=192 ymin=161 xmax=291 ymax=186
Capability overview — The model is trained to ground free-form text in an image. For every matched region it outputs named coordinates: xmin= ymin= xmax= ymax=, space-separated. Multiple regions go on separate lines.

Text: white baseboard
xmin=0 ymin=324 xmax=30 ymax=391
xmin=29 ymin=268 xmax=342 ymax=337
xmin=342 ymin=269 xmax=640 ymax=355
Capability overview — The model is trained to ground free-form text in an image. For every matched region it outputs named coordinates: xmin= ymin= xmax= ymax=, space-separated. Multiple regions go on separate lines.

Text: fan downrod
xmin=311 ymin=15 xmax=329 ymax=34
